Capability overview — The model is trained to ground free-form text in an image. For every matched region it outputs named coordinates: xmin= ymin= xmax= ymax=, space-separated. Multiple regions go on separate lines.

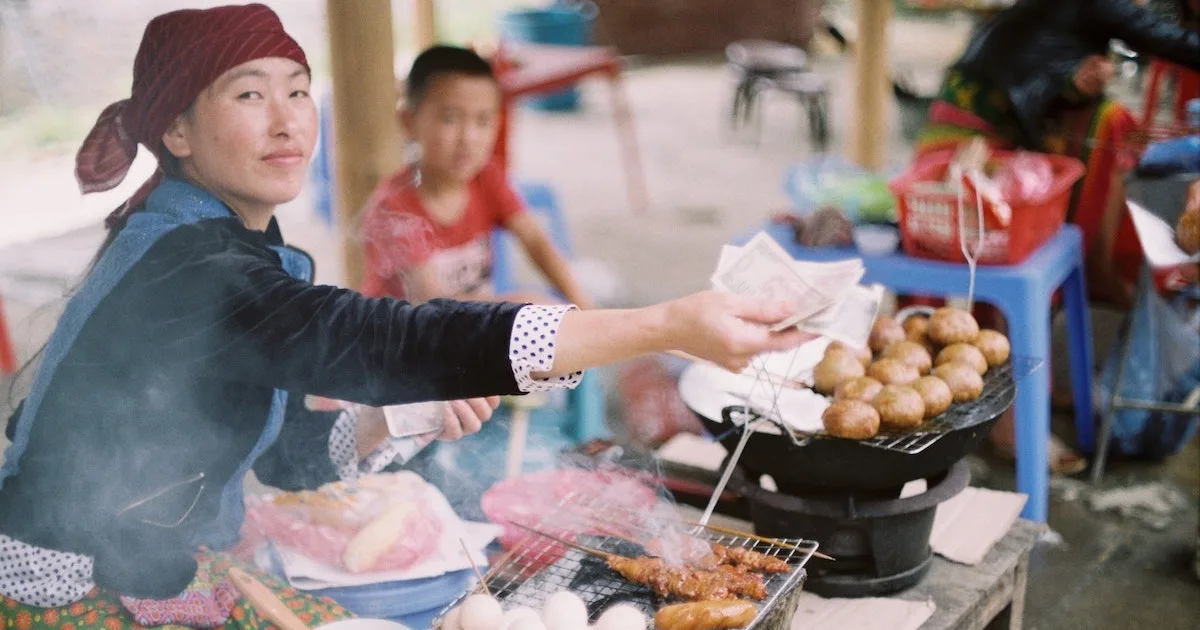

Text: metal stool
xmin=725 ymin=40 xmax=829 ymax=149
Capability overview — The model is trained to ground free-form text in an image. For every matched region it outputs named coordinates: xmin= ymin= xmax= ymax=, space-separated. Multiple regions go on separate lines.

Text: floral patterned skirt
xmin=1 ymin=554 xmax=352 ymax=630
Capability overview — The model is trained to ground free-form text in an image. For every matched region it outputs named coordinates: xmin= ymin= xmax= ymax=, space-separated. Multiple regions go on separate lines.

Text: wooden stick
xmin=686 ymin=520 xmax=836 ymax=561
xmin=459 ymin=539 xmax=490 ymax=596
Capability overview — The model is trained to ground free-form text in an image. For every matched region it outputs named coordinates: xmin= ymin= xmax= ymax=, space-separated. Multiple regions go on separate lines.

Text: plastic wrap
xmin=242 ymin=472 xmax=442 ymax=574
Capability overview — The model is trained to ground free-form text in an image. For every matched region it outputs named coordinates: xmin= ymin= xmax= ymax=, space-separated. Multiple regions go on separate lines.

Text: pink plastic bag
xmin=993 ymin=152 xmax=1055 ymax=203
xmin=242 ymin=472 xmax=442 ymax=573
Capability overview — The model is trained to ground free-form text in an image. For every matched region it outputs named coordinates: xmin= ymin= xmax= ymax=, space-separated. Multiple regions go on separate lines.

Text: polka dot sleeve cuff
xmin=510 ymin=304 xmax=583 ymax=393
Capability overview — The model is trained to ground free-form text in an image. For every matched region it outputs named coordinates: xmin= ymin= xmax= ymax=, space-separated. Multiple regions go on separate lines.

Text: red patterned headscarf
xmin=75 ymin=4 xmax=308 ymax=229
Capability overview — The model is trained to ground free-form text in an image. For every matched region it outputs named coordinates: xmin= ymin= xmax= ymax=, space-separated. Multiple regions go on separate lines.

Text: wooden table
xmin=673 ymin=503 xmax=1042 ymax=629
xmin=896 ymin=519 xmax=1042 ymax=630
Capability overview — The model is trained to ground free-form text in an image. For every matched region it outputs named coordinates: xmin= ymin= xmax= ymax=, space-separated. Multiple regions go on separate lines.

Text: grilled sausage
xmin=653 ymin=600 xmax=758 ymax=630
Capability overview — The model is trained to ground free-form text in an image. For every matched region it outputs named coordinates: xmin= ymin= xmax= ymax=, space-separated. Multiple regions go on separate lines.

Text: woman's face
xmin=163 ymin=57 xmax=316 ymax=220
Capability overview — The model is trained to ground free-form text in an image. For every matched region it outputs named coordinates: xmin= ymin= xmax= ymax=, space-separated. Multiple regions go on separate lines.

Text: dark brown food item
xmin=835 ymin=376 xmax=884 ymax=403
xmin=711 ymin=544 xmax=790 ymax=574
xmin=654 ymin=600 xmax=759 ymax=630
xmin=881 ymin=340 xmax=934 ymax=375
xmin=934 ymin=362 xmax=985 ymax=402
xmin=912 ymin=376 xmax=953 ymax=418
xmin=822 ymin=400 xmax=881 ymax=439
xmin=1177 ymin=207 xmax=1200 ymax=255
xmin=827 ymin=340 xmax=872 ymax=367
xmin=797 ymin=206 xmax=855 ymax=248
xmin=928 ymin=307 xmax=980 ymax=346
xmin=607 ymin=555 xmax=768 ymax=601
xmin=869 ymin=315 xmax=907 ymax=354
xmin=866 ymin=358 xmax=920 ymax=386
xmin=936 ymin=343 xmax=989 ymax=376
xmin=813 ymin=353 xmax=866 ymax=395
xmin=972 ymin=329 xmax=1011 ymax=367
xmin=872 ymin=384 xmax=926 ymax=429
xmin=903 ymin=314 xmax=930 ymax=339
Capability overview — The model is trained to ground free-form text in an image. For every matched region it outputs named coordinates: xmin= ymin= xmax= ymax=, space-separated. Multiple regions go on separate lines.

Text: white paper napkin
xmin=930 ymin=487 xmax=1028 ymax=566
xmin=790 ymin=593 xmax=936 ymax=630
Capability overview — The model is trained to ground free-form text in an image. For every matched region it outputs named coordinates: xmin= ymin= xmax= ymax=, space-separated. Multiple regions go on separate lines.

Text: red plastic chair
xmin=490 ymin=41 xmax=648 ymax=214
xmin=1140 ymin=59 xmax=1200 ymax=128
xmin=0 ymin=297 xmax=16 ymax=376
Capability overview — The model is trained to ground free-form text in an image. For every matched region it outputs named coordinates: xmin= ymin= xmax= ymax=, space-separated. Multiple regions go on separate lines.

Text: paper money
xmin=713 ymin=232 xmax=834 ymax=326
xmin=384 ymin=401 xmax=446 ymax=438
xmin=711 ymin=231 xmax=881 ymax=344
xmin=797 ymin=284 xmax=885 ymax=348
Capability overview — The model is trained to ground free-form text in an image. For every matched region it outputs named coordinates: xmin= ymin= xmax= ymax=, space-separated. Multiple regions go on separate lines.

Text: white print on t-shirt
xmin=426 ymin=235 xmax=493 ymax=296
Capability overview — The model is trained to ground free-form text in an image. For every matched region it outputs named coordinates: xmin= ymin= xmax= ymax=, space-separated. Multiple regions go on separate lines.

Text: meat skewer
xmin=510 ymin=522 xmax=769 ymax=602
xmin=685 ymin=520 xmax=835 ymax=562
xmin=592 ymin=517 xmax=792 ymax=573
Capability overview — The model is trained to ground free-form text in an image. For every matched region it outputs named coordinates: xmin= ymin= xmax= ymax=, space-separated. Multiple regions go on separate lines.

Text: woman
xmin=0 ymin=5 xmax=809 ymax=627
xmin=915 ymin=0 xmax=1200 ymax=472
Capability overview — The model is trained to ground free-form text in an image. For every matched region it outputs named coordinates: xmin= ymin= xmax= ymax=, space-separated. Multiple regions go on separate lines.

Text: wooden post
xmin=414 ymin=0 xmax=438 ymax=49
xmin=326 ymin=0 xmax=403 ymax=289
xmin=851 ymin=0 xmax=892 ymax=170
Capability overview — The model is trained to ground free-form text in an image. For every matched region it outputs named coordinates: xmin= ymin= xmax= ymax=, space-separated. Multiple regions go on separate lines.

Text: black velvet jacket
xmin=0 ymin=198 xmax=525 ymax=598
xmin=955 ymin=0 xmax=1200 ymax=146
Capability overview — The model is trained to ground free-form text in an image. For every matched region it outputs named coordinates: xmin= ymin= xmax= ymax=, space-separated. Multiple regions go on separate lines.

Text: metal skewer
xmin=685 ymin=520 xmax=835 ymax=561
xmin=509 ymin=521 xmax=619 ymax=560
xmin=697 ymin=414 xmax=765 ymax=527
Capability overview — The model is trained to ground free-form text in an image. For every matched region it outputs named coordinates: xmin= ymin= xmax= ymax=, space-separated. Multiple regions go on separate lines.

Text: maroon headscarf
xmin=75 ymin=4 xmax=308 ymax=229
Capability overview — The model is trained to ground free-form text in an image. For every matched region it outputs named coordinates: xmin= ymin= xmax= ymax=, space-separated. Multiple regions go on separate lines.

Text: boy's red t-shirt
xmin=360 ymin=161 xmax=525 ymax=299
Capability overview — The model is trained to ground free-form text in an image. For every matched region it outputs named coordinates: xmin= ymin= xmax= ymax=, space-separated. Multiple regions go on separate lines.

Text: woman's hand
xmin=661 ymin=292 xmax=814 ymax=372
xmin=437 ymin=396 xmax=501 ymax=441
xmin=1073 ymin=55 xmax=1115 ymax=97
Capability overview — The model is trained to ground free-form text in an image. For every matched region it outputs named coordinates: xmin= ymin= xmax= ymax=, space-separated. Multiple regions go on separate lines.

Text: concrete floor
xmin=1 ymin=24 xmax=1198 ymax=630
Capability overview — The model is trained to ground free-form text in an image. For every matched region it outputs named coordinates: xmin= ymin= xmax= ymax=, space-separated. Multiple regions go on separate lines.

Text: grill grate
xmin=729 ymin=356 xmax=1042 ymax=455
xmin=434 ymin=494 xmax=817 ymax=628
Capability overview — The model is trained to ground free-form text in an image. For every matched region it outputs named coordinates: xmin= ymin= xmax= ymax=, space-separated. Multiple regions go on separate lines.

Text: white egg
xmin=593 ymin=604 xmax=648 ymax=630
xmin=503 ymin=607 xmax=542 ymax=629
xmin=505 ymin=619 xmax=548 ymax=630
xmin=540 ymin=592 xmax=589 ymax=630
xmin=441 ymin=606 xmax=463 ymax=630
xmin=459 ymin=594 xmax=504 ymax=630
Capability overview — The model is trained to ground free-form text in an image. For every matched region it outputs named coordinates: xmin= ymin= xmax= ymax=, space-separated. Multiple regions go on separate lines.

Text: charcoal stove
xmin=730 ymin=458 xmax=970 ymax=597
xmin=681 ymin=358 xmax=1037 ymax=597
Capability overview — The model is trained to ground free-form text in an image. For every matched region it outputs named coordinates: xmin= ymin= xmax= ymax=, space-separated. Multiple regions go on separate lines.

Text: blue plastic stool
xmin=492 ymin=181 xmax=609 ymax=444
xmin=746 ymin=223 xmax=1096 ymax=523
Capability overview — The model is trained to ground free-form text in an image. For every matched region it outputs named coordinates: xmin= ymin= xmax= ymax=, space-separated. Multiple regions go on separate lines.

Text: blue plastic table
xmin=741 ymin=223 xmax=1096 ymax=522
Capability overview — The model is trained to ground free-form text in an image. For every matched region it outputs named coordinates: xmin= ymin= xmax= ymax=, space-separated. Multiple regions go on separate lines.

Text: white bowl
xmin=853 ymin=224 xmax=900 ymax=256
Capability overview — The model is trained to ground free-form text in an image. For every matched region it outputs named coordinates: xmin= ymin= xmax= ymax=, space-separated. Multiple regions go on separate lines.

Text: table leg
xmin=1005 ymin=294 xmax=1053 ymax=522
xmin=985 ymin=554 xmax=1030 ymax=630
xmin=608 ymin=72 xmax=649 ymax=214
xmin=1063 ymin=264 xmax=1096 ymax=453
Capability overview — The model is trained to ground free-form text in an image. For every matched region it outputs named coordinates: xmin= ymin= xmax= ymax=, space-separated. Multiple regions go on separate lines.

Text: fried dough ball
xmin=1177 ymin=207 xmax=1200 ymax=256
xmin=934 ymin=362 xmax=985 ymax=403
xmin=872 ymin=385 xmax=926 ymax=430
xmin=827 ymin=340 xmax=872 ymax=367
xmin=972 ymin=329 xmax=1011 ymax=367
xmin=902 ymin=314 xmax=930 ymax=339
xmin=822 ymin=400 xmax=881 ymax=439
xmin=912 ymin=376 xmax=953 ymax=418
xmin=881 ymin=340 xmax=934 ymax=375
xmin=835 ymin=376 xmax=884 ymax=403
xmin=935 ymin=343 xmax=989 ymax=376
xmin=869 ymin=316 xmax=907 ymax=354
xmin=813 ymin=353 xmax=866 ymax=395
xmin=928 ymin=307 xmax=980 ymax=346
xmin=866 ymin=358 xmax=920 ymax=386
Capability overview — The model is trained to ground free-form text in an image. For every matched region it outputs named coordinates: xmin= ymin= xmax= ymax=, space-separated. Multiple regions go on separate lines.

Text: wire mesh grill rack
xmin=434 ymin=494 xmax=818 ymax=629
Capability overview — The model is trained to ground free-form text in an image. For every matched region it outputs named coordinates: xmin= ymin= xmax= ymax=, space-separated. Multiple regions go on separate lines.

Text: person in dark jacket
xmin=0 ymin=5 xmax=810 ymax=628
xmin=913 ymin=0 xmax=1200 ymax=473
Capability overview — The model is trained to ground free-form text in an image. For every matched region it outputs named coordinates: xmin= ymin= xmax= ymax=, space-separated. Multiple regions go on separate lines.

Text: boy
xmin=360 ymin=45 xmax=592 ymax=309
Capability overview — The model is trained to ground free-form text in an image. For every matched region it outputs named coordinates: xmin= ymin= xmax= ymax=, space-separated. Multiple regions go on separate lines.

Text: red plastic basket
xmin=889 ymin=150 xmax=1086 ymax=265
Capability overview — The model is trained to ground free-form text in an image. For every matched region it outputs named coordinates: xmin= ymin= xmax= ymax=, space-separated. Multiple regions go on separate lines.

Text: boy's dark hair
xmin=406 ymin=45 xmax=496 ymax=108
